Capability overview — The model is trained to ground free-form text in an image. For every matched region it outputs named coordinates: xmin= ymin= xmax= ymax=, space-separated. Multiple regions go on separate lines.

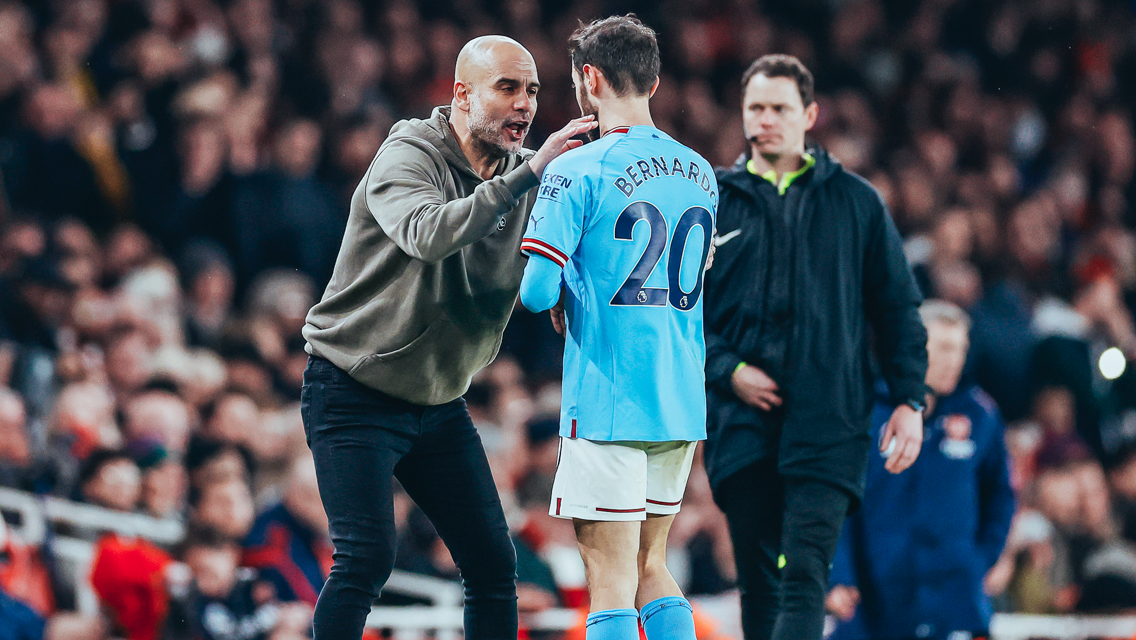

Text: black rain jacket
xmin=703 ymin=149 xmax=929 ymax=504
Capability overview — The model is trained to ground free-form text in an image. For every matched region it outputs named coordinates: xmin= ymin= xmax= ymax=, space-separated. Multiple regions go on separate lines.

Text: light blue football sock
xmin=585 ymin=608 xmax=640 ymax=640
xmin=640 ymin=596 xmax=696 ymax=640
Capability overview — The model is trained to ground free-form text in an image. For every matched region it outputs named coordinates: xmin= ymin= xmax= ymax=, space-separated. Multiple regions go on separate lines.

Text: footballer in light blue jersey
xmin=533 ymin=16 xmax=711 ymax=640
xmin=519 ymin=125 xmax=717 ymax=443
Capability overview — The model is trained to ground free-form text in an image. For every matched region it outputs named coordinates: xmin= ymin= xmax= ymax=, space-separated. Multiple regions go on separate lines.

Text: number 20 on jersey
xmin=610 ymin=201 xmax=713 ymax=311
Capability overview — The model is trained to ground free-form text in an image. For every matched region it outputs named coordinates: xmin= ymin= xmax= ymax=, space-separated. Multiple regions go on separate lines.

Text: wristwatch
xmin=904 ymin=398 xmax=926 ymax=413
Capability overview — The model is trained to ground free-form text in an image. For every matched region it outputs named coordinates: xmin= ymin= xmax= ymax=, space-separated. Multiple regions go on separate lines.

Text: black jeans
xmin=714 ymin=460 xmax=850 ymax=640
xmin=300 ymin=356 xmax=518 ymax=640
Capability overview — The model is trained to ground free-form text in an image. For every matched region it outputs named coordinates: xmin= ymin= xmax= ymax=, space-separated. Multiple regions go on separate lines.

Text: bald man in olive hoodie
xmin=301 ymin=36 xmax=595 ymax=640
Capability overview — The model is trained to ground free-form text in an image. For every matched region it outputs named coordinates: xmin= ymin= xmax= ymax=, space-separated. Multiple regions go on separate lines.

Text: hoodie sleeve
xmin=366 ymin=137 xmax=540 ymax=263
xmin=862 ymin=187 xmax=930 ymax=407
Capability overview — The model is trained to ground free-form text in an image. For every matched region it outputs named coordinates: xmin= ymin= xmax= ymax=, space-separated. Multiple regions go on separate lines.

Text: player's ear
xmin=648 ymin=76 xmax=660 ymax=98
xmin=583 ymin=64 xmax=600 ymax=95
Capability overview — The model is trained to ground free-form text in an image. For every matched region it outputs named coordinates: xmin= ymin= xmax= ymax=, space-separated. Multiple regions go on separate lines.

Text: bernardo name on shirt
xmin=612 ymin=155 xmax=717 ymax=203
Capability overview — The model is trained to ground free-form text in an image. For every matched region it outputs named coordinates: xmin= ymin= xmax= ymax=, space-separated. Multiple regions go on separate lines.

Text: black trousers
xmin=300 ymin=356 xmax=518 ymax=640
xmin=714 ymin=460 xmax=851 ymax=640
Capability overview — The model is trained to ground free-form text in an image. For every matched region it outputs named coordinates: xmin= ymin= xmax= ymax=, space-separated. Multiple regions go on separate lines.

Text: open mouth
xmin=504 ymin=121 xmax=529 ymax=142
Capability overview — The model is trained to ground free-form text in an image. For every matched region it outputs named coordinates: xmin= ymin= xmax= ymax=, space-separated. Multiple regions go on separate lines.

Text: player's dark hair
xmin=741 ymin=54 xmax=815 ymax=107
xmin=568 ymin=15 xmax=659 ymax=97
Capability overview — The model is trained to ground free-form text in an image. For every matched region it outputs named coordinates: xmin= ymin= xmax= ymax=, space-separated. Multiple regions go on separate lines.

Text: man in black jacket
xmin=703 ymin=55 xmax=929 ymax=640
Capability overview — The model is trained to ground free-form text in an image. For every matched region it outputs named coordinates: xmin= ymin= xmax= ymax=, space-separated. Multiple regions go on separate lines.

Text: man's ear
xmin=804 ymin=101 xmax=819 ymax=132
xmin=453 ymin=80 xmax=472 ymax=112
xmin=583 ymin=64 xmax=602 ymax=98
xmin=648 ymin=76 xmax=660 ymax=98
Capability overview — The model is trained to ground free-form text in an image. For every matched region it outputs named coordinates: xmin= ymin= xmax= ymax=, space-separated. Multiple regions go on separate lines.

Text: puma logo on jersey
xmin=529 ymin=215 xmax=544 ymax=230
xmin=714 ymin=229 xmax=742 ymax=247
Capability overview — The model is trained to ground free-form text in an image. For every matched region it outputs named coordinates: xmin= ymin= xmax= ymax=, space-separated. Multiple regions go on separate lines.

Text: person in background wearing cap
xmin=826 ymin=300 xmax=1015 ymax=640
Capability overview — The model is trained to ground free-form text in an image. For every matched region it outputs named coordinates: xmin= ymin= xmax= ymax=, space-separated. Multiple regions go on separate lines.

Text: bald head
xmin=450 ymin=35 xmax=540 ymax=165
xmin=455 ymin=36 xmax=534 ymax=86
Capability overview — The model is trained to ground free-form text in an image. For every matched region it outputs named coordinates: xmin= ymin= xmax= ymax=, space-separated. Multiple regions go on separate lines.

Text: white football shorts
xmin=549 ymin=437 xmax=697 ymax=521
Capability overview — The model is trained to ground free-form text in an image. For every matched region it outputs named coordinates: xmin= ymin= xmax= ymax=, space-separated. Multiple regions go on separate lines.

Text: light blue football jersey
xmin=520 ymin=126 xmax=717 ymax=442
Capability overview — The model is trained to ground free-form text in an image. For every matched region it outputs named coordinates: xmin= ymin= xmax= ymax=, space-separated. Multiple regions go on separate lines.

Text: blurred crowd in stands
xmin=0 ymin=0 xmax=1134 ymax=638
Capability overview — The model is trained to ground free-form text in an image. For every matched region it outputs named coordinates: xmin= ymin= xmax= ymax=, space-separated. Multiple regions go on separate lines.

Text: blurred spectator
xmin=392 ymin=505 xmax=460 ymax=583
xmin=0 ymin=256 xmax=76 ymax=355
xmin=229 ymin=120 xmax=342 ymax=289
xmin=966 ymin=280 xmax=1037 ymax=424
xmin=1109 ymin=443 xmax=1136 ymax=543
xmin=216 ymin=340 xmax=276 ymax=406
xmin=0 ymin=521 xmax=54 ymax=617
xmin=201 ymin=391 xmax=261 ymax=447
xmin=179 ymin=241 xmax=236 ymax=351
xmin=190 ymin=479 xmax=256 ymax=541
xmin=243 ymin=269 xmax=315 ymax=374
xmin=42 ymin=613 xmax=107 ymax=640
xmin=122 ymin=389 xmax=193 ymax=455
xmin=0 ymin=588 xmax=44 ymax=640
xmin=185 ymin=437 xmax=255 ymax=490
xmin=8 ymin=83 xmax=122 ymax=235
xmin=89 ymin=532 xmax=171 ymax=640
xmin=244 ymin=405 xmax=306 ymax=486
xmin=1075 ymin=542 xmax=1136 ymax=612
xmin=669 ymin=455 xmax=736 ymax=597
xmin=103 ymin=331 xmax=155 ymax=399
xmin=988 ymin=509 xmax=1064 ymax=614
xmin=909 ymin=207 xmax=983 ymax=308
xmin=1031 ymin=271 xmax=1136 ymax=457
xmin=0 ymin=386 xmax=35 ymax=488
xmin=44 ymin=381 xmax=120 ymax=495
xmin=242 ymin=454 xmax=331 ymax=606
xmin=1007 ymin=454 xmax=1120 ymax=613
xmin=324 ymin=116 xmax=387 ymax=206
xmin=165 ymin=527 xmax=312 ymax=640
xmin=115 ymin=263 xmax=183 ymax=347
xmin=510 ymin=465 xmax=564 ymax=614
xmin=134 ymin=116 xmax=236 ymax=259
xmin=101 ymin=226 xmax=157 ymax=285
xmin=78 ymin=449 xmax=141 ymax=512
xmin=512 ymin=468 xmax=587 ymax=609
xmin=828 ymin=301 xmax=1015 ymax=640
xmin=150 ymin=347 xmax=228 ymax=409
xmin=126 ymin=438 xmax=187 ymax=519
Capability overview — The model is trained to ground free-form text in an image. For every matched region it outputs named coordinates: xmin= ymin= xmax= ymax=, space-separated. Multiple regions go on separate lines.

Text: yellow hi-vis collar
xmin=747 ymin=152 xmax=816 ymax=195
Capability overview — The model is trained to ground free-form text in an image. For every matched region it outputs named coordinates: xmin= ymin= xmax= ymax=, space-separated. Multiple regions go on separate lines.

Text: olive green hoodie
xmin=303 ymin=106 xmax=540 ymax=404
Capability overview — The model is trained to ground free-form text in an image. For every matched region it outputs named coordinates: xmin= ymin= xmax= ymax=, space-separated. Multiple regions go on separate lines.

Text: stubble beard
xmin=467 ymin=94 xmax=517 ymax=160
xmin=577 ymin=87 xmax=600 ymax=142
